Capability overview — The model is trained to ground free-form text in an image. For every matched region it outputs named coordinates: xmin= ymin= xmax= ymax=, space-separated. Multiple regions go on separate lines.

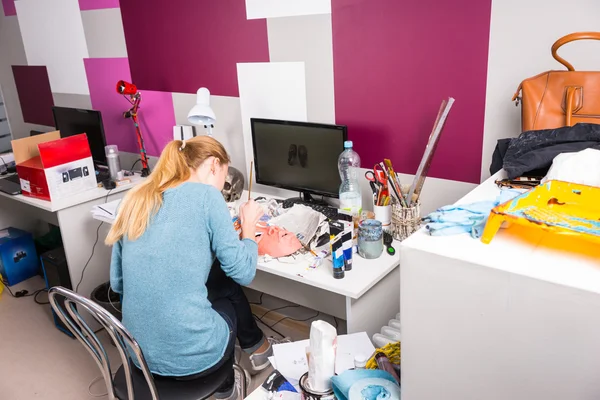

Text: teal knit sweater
xmin=110 ymin=182 xmax=258 ymax=376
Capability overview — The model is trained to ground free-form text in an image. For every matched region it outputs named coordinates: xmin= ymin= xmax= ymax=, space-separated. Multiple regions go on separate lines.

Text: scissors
xmin=365 ymin=165 xmax=389 ymax=196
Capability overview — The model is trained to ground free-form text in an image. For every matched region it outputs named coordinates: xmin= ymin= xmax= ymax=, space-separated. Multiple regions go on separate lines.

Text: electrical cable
xmin=74 ymin=189 xmax=113 ymax=293
xmin=34 ymin=288 xmax=49 ymax=305
xmin=129 ymin=158 xmax=141 ymax=173
xmin=1 ymin=278 xmax=47 ymax=303
xmin=88 ymin=373 xmax=116 ymax=398
xmin=107 ymin=286 xmax=120 ymax=313
xmin=269 ymin=311 xmax=321 ymax=330
xmin=253 ymin=314 xmax=286 ymax=339
xmin=258 ymin=304 xmax=300 ymax=320
xmin=249 ymin=292 xmax=264 ymax=306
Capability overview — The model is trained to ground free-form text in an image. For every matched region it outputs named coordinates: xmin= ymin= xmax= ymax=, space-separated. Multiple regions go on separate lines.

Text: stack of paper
xmin=272 ymin=332 xmax=376 ymax=386
xmin=91 ymin=200 xmax=120 ymax=223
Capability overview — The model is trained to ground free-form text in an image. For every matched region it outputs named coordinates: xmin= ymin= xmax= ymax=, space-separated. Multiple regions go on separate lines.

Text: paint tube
xmin=338 ymin=213 xmax=353 ymax=271
xmin=329 ymin=221 xmax=345 ymax=279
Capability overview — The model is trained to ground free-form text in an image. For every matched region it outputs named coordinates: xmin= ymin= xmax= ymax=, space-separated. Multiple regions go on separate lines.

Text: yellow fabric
xmin=0 ymin=281 xmax=4 ymax=298
xmin=367 ymin=341 xmax=400 ymax=369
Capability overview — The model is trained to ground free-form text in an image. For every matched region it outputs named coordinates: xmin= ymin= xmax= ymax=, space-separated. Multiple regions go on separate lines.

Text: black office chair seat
xmin=114 ymin=356 xmax=233 ymax=400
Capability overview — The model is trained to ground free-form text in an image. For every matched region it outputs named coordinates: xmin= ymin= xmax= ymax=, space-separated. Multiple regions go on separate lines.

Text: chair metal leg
xmin=233 ymin=363 xmax=247 ymax=398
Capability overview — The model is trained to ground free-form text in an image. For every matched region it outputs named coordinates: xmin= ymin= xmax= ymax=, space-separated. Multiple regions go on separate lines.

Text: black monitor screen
xmin=52 ymin=107 xmax=107 ymax=166
xmin=251 ymin=119 xmax=347 ymax=198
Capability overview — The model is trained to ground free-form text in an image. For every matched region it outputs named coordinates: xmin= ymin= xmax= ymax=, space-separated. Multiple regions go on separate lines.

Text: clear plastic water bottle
xmin=338 ymin=141 xmax=362 ymax=215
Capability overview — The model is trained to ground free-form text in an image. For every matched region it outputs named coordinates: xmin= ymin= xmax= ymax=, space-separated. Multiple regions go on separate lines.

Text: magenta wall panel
xmin=84 ymin=58 xmax=176 ymax=156
xmin=2 ymin=0 xmax=16 ymax=16
xmin=79 ymin=0 xmax=119 ymax=11
xmin=332 ymin=0 xmax=492 ymax=183
xmin=119 ymin=0 xmax=270 ymax=97
xmin=12 ymin=65 xmax=55 ymax=126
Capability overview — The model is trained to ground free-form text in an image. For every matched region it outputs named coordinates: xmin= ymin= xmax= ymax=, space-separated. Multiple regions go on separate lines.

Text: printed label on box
xmin=45 ymin=157 xmax=96 ymax=200
xmin=20 ymin=179 xmax=31 ymax=193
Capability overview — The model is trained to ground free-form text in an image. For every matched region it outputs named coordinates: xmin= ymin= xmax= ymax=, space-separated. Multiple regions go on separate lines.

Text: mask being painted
xmin=257 ymin=226 xmax=303 ymax=258
xmin=221 ymin=166 xmax=244 ymax=202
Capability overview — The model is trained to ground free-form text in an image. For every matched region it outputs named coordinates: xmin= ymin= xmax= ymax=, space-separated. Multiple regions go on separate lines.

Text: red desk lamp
xmin=116 ymin=80 xmax=151 ymax=177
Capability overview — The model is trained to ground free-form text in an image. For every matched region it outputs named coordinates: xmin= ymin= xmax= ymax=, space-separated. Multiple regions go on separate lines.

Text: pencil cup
xmin=374 ymin=205 xmax=392 ymax=228
xmin=391 ymin=202 xmax=421 ymax=241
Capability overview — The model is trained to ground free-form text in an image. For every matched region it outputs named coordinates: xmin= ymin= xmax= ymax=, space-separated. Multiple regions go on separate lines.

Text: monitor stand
xmin=284 ymin=191 xmax=329 ymax=206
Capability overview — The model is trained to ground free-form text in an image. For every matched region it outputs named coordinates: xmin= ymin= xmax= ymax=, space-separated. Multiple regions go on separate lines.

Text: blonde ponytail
xmin=105 ymin=137 xmax=230 ymax=245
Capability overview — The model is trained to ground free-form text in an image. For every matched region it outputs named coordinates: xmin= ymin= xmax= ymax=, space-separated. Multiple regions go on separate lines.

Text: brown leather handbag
xmin=512 ymin=32 xmax=600 ymax=132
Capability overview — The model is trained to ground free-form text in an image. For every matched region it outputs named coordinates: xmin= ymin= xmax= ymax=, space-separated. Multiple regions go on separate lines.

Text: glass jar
xmin=358 ymin=219 xmax=383 ymax=259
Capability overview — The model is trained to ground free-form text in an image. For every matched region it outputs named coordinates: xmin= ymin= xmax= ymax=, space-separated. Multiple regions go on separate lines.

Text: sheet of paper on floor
xmin=272 ymin=332 xmax=375 ymax=385
xmin=268 ymin=356 xmax=277 ymax=370
xmin=90 ymin=200 xmax=120 ymax=221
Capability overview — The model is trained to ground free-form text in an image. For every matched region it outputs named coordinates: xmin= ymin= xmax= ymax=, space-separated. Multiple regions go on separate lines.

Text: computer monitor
xmin=52 ymin=107 xmax=107 ymax=167
xmin=251 ymin=118 xmax=347 ymax=201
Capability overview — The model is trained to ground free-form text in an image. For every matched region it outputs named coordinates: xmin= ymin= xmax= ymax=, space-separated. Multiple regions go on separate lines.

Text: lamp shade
xmin=187 ymin=87 xmax=216 ymax=125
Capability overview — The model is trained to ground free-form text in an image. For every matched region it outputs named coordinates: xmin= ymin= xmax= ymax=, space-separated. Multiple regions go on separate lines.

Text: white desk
xmin=400 ymin=172 xmax=600 ymax=400
xmin=0 ymin=175 xmax=142 ymax=301
xmin=95 ymin=190 xmax=400 ymax=338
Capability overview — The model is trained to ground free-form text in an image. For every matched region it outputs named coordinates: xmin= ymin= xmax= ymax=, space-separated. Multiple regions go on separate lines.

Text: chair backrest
xmin=48 ymin=286 xmax=159 ymax=400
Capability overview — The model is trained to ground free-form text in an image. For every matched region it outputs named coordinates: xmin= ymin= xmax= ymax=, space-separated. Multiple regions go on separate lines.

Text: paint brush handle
xmin=248 ymin=161 xmax=254 ymax=201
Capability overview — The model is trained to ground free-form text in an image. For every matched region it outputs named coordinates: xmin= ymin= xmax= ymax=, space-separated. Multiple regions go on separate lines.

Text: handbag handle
xmin=552 ymin=32 xmax=600 ymax=71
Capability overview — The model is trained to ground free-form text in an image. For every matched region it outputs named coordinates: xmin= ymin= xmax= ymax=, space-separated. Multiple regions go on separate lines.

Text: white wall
xmin=481 ymin=0 xmax=600 ymax=181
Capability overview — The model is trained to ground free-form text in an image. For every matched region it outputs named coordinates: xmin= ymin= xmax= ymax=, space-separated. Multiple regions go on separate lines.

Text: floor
xmin=0 ymin=277 xmax=319 ymax=400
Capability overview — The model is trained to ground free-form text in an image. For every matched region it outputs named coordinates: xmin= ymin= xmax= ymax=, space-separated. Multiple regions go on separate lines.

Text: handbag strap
xmin=552 ymin=32 xmax=600 ymax=71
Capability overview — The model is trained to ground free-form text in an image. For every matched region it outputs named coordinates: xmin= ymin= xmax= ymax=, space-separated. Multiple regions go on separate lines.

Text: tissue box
xmin=0 ymin=228 xmax=39 ymax=286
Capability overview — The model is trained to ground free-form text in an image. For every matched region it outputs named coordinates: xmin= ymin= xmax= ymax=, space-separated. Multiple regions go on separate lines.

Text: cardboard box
xmin=11 ymin=131 xmax=97 ymax=201
xmin=0 ymin=227 xmax=38 ymax=286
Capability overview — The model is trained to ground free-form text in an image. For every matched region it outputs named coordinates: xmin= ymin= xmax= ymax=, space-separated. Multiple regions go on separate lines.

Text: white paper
xmin=91 ymin=199 xmax=120 ymax=222
xmin=246 ymin=0 xmax=331 ymax=19
xmin=237 ymin=62 xmax=307 ymax=180
xmin=16 ymin=0 xmax=90 ymax=94
xmin=20 ymin=179 xmax=31 ymax=193
xmin=272 ymin=332 xmax=375 ymax=385
xmin=268 ymin=356 xmax=278 ymax=370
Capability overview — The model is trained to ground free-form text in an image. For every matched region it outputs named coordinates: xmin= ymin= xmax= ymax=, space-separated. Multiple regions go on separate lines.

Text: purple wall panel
xmin=2 ymin=0 xmax=16 ymax=16
xmin=119 ymin=0 xmax=270 ymax=97
xmin=84 ymin=58 xmax=176 ymax=156
xmin=12 ymin=65 xmax=55 ymax=126
xmin=79 ymin=0 xmax=119 ymax=11
xmin=332 ymin=0 xmax=492 ymax=183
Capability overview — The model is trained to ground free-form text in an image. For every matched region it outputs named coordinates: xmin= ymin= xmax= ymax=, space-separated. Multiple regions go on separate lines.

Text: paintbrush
xmin=384 ymin=159 xmax=408 ymax=207
xmin=379 ymin=162 xmax=406 ymax=207
xmin=248 ymin=161 xmax=254 ymax=201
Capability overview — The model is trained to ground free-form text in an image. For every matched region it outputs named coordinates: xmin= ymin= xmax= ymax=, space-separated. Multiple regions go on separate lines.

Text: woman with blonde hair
xmin=106 ymin=136 xmax=271 ymax=400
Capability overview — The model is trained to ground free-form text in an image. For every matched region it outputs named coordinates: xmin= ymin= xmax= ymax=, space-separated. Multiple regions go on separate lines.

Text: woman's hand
xmin=239 ymin=200 xmax=264 ymax=240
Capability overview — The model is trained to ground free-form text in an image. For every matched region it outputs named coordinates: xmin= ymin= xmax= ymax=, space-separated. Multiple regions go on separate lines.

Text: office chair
xmin=48 ymin=286 xmax=247 ymax=400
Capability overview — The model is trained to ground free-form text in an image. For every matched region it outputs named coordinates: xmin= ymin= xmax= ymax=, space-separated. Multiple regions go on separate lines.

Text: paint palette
xmin=481 ymin=180 xmax=600 ymax=245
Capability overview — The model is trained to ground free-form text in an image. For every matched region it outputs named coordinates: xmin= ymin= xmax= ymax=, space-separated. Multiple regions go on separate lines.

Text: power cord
xmin=249 ymin=292 xmax=264 ymax=305
xmin=107 ymin=286 xmax=121 ymax=313
xmin=270 ymin=311 xmax=321 ymax=329
xmin=129 ymin=159 xmax=141 ymax=174
xmin=1 ymin=278 xmax=48 ymax=303
xmin=254 ymin=314 xmax=286 ymax=339
xmin=75 ymin=189 xmax=113 ymax=293
xmin=88 ymin=373 xmax=116 ymax=398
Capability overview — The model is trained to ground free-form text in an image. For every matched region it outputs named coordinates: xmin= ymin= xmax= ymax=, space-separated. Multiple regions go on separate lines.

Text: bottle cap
xmin=354 ymin=353 xmax=368 ymax=367
xmin=344 ymin=141 xmax=353 ymax=149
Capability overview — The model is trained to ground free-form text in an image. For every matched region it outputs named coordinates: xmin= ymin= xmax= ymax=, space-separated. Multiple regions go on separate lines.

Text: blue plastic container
xmin=0 ymin=228 xmax=39 ymax=286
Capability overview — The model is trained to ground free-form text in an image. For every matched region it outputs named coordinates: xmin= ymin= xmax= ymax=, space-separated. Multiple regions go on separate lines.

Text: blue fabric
xmin=423 ymin=189 xmax=521 ymax=238
xmin=110 ymin=182 xmax=258 ymax=377
xmin=331 ymin=370 xmax=398 ymax=400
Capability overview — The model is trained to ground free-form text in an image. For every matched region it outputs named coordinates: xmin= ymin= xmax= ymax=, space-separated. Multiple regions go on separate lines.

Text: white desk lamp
xmin=187 ymin=87 xmax=216 ymax=136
